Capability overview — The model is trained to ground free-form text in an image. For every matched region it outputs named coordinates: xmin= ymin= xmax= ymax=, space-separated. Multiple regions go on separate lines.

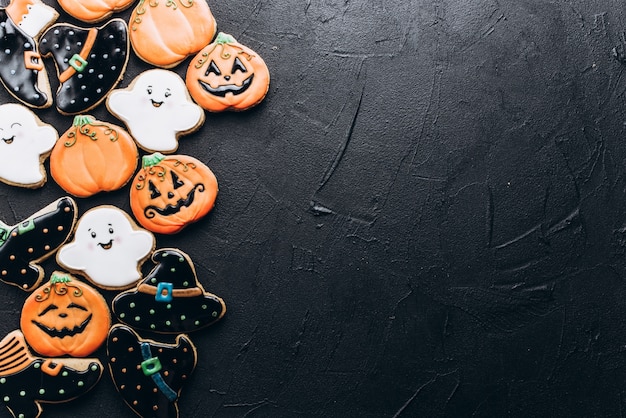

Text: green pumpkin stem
xmin=50 ymin=272 xmax=72 ymax=284
xmin=72 ymin=115 xmax=95 ymax=127
xmin=215 ymin=32 xmax=236 ymax=44
xmin=142 ymin=153 xmax=166 ymax=168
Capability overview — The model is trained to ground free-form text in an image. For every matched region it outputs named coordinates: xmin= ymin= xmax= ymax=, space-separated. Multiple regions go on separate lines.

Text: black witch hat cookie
xmin=0 ymin=0 xmax=57 ymax=108
xmin=107 ymin=324 xmax=197 ymax=418
xmin=38 ymin=18 xmax=129 ymax=115
xmin=112 ymin=248 xmax=226 ymax=333
xmin=0 ymin=197 xmax=77 ymax=291
xmin=0 ymin=330 xmax=103 ymax=418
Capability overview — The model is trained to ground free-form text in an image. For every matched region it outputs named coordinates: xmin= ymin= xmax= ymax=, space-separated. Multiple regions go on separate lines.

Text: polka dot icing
xmin=112 ymin=248 xmax=226 ymax=334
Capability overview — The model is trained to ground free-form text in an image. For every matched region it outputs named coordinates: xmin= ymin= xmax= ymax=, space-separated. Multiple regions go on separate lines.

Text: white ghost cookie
xmin=107 ymin=69 xmax=205 ymax=153
xmin=0 ymin=103 xmax=57 ymax=188
xmin=57 ymin=206 xmax=155 ymax=290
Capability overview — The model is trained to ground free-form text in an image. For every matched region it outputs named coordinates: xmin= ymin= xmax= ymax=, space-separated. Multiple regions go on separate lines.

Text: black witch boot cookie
xmin=0 ymin=197 xmax=77 ymax=291
xmin=112 ymin=248 xmax=226 ymax=334
xmin=0 ymin=330 xmax=103 ymax=418
xmin=107 ymin=324 xmax=197 ymax=418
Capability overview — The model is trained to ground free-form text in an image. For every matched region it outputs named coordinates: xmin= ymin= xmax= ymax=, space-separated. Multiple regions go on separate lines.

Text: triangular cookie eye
xmin=205 ymin=60 xmax=221 ymax=77
xmin=231 ymin=56 xmax=246 ymax=74
xmin=148 ymin=180 xmax=161 ymax=199
xmin=171 ymin=171 xmax=184 ymax=190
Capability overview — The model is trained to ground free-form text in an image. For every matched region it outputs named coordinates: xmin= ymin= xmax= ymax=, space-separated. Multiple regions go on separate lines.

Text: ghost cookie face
xmin=107 ymin=69 xmax=205 ymax=153
xmin=0 ymin=103 xmax=57 ymax=188
xmin=57 ymin=206 xmax=155 ymax=290
xmin=108 ymin=324 xmax=197 ymax=418
xmin=130 ymin=153 xmax=218 ymax=234
xmin=187 ymin=33 xmax=270 ymax=112
xmin=50 ymin=115 xmax=138 ymax=197
xmin=0 ymin=197 xmax=77 ymax=291
xmin=0 ymin=330 xmax=102 ymax=418
xmin=0 ymin=0 xmax=57 ymax=108
xmin=38 ymin=19 xmax=129 ymax=115
xmin=113 ymin=248 xmax=226 ymax=333
xmin=20 ymin=272 xmax=111 ymax=357
xmin=129 ymin=0 xmax=216 ymax=68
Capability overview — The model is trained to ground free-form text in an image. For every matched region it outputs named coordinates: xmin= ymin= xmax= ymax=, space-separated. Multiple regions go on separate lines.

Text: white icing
xmin=107 ymin=69 xmax=204 ymax=153
xmin=57 ymin=206 xmax=155 ymax=289
xmin=0 ymin=103 xmax=57 ymax=186
xmin=16 ymin=0 xmax=57 ymax=38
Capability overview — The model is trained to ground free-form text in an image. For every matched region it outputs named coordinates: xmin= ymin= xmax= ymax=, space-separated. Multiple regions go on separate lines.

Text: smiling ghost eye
xmin=90 ymin=231 xmax=96 ymax=238
xmin=147 ymin=87 xmax=152 ymax=95
xmin=108 ymin=227 xmax=114 ymax=234
xmin=171 ymin=171 xmax=184 ymax=190
xmin=231 ymin=57 xmax=247 ymax=74
xmin=165 ymin=89 xmax=171 ymax=98
xmin=205 ymin=60 xmax=221 ymax=77
xmin=148 ymin=180 xmax=161 ymax=199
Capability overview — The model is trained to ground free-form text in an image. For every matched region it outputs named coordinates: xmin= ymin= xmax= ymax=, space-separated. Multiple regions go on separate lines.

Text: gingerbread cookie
xmin=0 ymin=197 xmax=77 ymax=291
xmin=107 ymin=324 xmax=197 ymax=418
xmin=57 ymin=0 xmax=134 ymax=24
xmin=112 ymin=248 xmax=226 ymax=333
xmin=0 ymin=0 xmax=57 ymax=108
xmin=50 ymin=115 xmax=138 ymax=197
xmin=39 ymin=19 xmax=129 ymax=115
xmin=186 ymin=32 xmax=270 ymax=112
xmin=0 ymin=103 xmax=57 ymax=188
xmin=129 ymin=0 xmax=216 ymax=68
xmin=0 ymin=330 xmax=103 ymax=418
xmin=57 ymin=206 xmax=155 ymax=290
xmin=130 ymin=153 xmax=218 ymax=234
xmin=20 ymin=272 xmax=111 ymax=357
xmin=107 ymin=69 xmax=205 ymax=153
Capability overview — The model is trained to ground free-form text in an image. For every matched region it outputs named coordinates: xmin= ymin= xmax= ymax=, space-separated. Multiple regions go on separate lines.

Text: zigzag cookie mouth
xmin=198 ymin=74 xmax=254 ymax=97
xmin=32 ymin=314 xmax=93 ymax=338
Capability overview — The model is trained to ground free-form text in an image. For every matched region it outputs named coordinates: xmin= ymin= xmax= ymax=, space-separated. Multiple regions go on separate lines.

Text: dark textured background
xmin=1 ymin=0 xmax=626 ymax=416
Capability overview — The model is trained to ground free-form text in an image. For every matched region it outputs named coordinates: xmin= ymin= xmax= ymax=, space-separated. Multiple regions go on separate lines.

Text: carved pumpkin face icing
xmin=20 ymin=272 xmax=110 ymax=357
xmin=130 ymin=153 xmax=218 ymax=234
xmin=186 ymin=33 xmax=270 ymax=112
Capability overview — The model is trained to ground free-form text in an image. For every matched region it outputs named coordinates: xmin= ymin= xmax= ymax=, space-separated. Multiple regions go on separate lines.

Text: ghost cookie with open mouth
xmin=107 ymin=69 xmax=204 ymax=153
xmin=57 ymin=206 xmax=155 ymax=290
xmin=0 ymin=103 xmax=57 ymax=188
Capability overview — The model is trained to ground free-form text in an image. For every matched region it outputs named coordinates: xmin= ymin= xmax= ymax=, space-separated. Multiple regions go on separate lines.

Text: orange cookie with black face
xmin=130 ymin=153 xmax=218 ymax=234
xmin=20 ymin=271 xmax=111 ymax=357
xmin=186 ymin=32 xmax=270 ymax=112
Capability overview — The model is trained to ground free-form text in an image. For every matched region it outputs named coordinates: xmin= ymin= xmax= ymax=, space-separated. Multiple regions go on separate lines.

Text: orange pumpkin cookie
xmin=57 ymin=0 xmax=135 ymax=23
xmin=130 ymin=153 xmax=218 ymax=234
xmin=50 ymin=115 xmax=138 ymax=198
xmin=129 ymin=0 xmax=217 ymax=68
xmin=186 ymin=32 xmax=270 ymax=112
xmin=20 ymin=271 xmax=111 ymax=357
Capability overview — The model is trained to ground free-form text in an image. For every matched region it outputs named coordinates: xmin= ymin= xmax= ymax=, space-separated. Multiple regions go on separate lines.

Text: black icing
xmin=112 ymin=248 xmax=226 ymax=334
xmin=199 ymin=73 xmax=254 ymax=97
xmin=39 ymin=19 xmax=129 ymax=114
xmin=32 ymin=314 xmax=92 ymax=338
xmin=143 ymin=183 xmax=205 ymax=219
xmin=107 ymin=325 xmax=196 ymax=418
xmin=0 ymin=10 xmax=49 ymax=107
xmin=0 ymin=197 xmax=77 ymax=291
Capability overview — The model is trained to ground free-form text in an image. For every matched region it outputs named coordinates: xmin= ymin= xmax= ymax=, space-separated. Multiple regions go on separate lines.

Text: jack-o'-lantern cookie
xmin=0 ymin=196 xmax=77 ymax=291
xmin=0 ymin=330 xmax=102 ymax=418
xmin=20 ymin=271 xmax=111 ymax=357
xmin=129 ymin=0 xmax=216 ymax=68
xmin=107 ymin=324 xmax=197 ymax=418
xmin=39 ymin=19 xmax=129 ymax=115
xmin=0 ymin=0 xmax=57 ymax=108
xmin=186 ymin=32 xmax=270 ymax=112
xmin=0 ymin=103 xmax=57 ymax=188
xmin=50 ymin=115 xmax=138 ymax=198
xmin=107 ymin=69 xmax=205 ymax=153
xmin=112 ymin=248 xmax=226 ymax=333
xmin=130 ymin=153 xmax=218 ymax=234
xmin=57 ymin=206 xmax=155 ymax=290
xmin=57 ymin=0 xmax=134 ymax=23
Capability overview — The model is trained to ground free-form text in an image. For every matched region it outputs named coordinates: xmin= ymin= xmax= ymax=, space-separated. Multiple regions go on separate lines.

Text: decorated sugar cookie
xmin=50 ymin=115 xmax=138 ymax=198
xmin=0 ymin=103 xmax=57 ymax=188
xmin=0 ymin=197 xmax=77 ymax=291
xmin=186 ymin=32 xmax=270 ymax=112
xmin=57 ymin=0 xmax=134 ymax=23
xmin=0 ymin=330 xmax=103 ymax=418
xmin=39 ymin=19 xmax=129 ymax=115
xmin=112 ymin=248 xmax=226 ymax=333
xmin=0 ymin=0 xmax=57 ymax=108
xmin=20 ymin=271 xmax=111 ymax=357
xmin=130 ymin=153 xmax=218 ymax=234
xmin=129 ymin=0 xmax=216 ymax=68
xmin=107 ymin=324 xmax=197 ymax=418
xmin=57 ymin=206 xmax=155 ymax=290
xmin=107 ymin=69 xmax=205 ymax=153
